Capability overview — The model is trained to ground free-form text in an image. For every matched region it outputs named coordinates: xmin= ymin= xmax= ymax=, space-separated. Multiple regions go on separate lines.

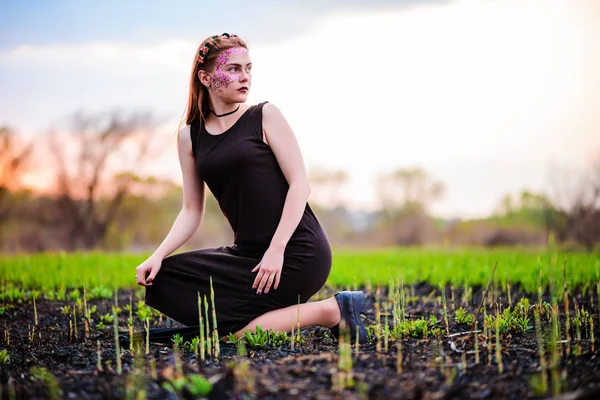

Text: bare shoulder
xmin=262 ymin=103 xmax=291 ymax=133
xmin=262 ymin=102 xmax=284 ymax=120
xmin=178 ymin=124 xmax=191 ymax=143
xmin=175 ymin=125 xmax=194 ymax=160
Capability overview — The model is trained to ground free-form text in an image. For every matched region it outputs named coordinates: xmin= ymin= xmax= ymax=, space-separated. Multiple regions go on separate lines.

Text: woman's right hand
xmin=135 ymin=255 xmax=163 ymax=287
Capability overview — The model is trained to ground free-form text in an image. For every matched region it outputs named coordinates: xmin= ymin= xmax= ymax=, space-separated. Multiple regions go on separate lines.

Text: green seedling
xmin=495 ymin=314 xmax=503 ymax=373
xmin=590 ymin=316 xmax=595 ymax=352
xmin=534 ymin=309 xmax=548 ymax=394
xmin=136 ymin=302 xmax=152 ymax=355
xmin=0 ymin=349 xmax=9 ymax=365
xmin=68 ymin=289 xmax=80 ymax=302
xmin=71 ymin=308 xmax=78 ymax=341
xmin=100 ymin=313 xmax=114 ymax=325
xmin=244 ymin=325 xmax=269 ymax=348
xmin=537 ymin=257 xmax=543 ymax=310
xmin=374 ymin=287 xmax=382 ymax=355
xmin=60 ymin=305 xmax=71 ymax=316
xmin=126 ymin=294 xmax=133 ymax=353
xmin=562 ymin=258 xmax=571 ymax=354
xmin=171 ymin=333 xmax=184 ymax=349
xmin=198 ymin=292 xmax=205 ymax=360
xmin=516 ymin=297 xmax=530 ymax=319
xmin=82 ymin=285 xmax=88 ymax=337
xmin=384 ymin=301 xmax=389 ymax=352
xmin=474 ymin=321 xmax=480 ymax=364
xmin=336 ymin=319 xmax=354 ymax=392
xmin=514 ymin=316 xmax=531 ymax=333
xmin=391 ymin=316 xmax=439 ymax=339
xmin=462 ymin=283 xmax=473 ymax=306
xmin=440 ymin=283 xmax=449 ymax=334
xmin=75 ymin=297 xmax=84 ymax=315
xmin=125 ymin=337 xmax=147 ymax=400
xmin=31 ymin=367 xmax=62 ymax=400
xmin=163 ymin=375 xmax=212 ymax=398
xmin=32 ymin=293 xmax=38 ymax=326
xmin=28 ymin=323 xmax=36 ymax=344
xmin=210 ymin=277 xmax=220 ymax=359
xmin=3 ymin=321 xmax=9 ymax=346
xmin=295 ymin=293 xmax=301 ymax=348
xmin=185 ymin=336 xmax=201 ymax=358
xmin=96 ymin=340 xmax=102 ymax=371
xmin=455 ymin=307 xmax=475 ymax=325
xmin=203 ymin=294 xmax=211 ymax=356
xmin=90 ymin=285 xmax=113 ymax=300
xmin=242 ymin=325 xmax=289 ymax=348
xmin=550 ymin=304 xmax=561 ymax=397
xmin=226 ymin=332 xmax=238 ymax=344
xmin=113 ymin=307 xmax=122 ymax=375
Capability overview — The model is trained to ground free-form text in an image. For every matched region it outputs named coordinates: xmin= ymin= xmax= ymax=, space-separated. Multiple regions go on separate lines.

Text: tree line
xmin=1 ymin=110 xmax=598 ymax=253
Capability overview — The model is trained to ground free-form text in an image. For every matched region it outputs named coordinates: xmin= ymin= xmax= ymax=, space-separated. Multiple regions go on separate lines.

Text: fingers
xmin=136 ymin=268 xmax=152 ymax=287
xmin=146 ymin=268 xmax=160 ymax=284
xmin=274 ymin=273 xmax=281 ymax=290
xmin=257 ymin=273 xmax=272 ymax=294
xmin=251 ymin=263 xmax=262 ymax=288
xmin=252 ymin=269 xmax=263 ymax=289
xmin=263 ymin=274 xmax=275 ymax=294
xmin=136 ymin=273 xmax=148 ymax=287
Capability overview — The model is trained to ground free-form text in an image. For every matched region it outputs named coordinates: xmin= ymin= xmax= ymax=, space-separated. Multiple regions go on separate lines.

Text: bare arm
xmin=262 ymin=103 xmax=311 ymax=251
xmin=151 ymin=124 xmax=206 ymax=260
xmin=251 ymin=103 xmax=311 ymax=294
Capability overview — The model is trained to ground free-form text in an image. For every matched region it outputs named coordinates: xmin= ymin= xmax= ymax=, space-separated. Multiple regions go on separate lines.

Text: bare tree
xmin=47 ymin=109 xmax=167 ymax=250
xmin=376 ymin=167 xmax=445 ymax=217
xmin=375 ymin=167 xmax=445 ymax=246
xmin=0 ymin=126 xmax=33 ymax=222
xmin=308 ymin=166 xmax=349 ymax=209
xmin=548 ymin=152 xmax=600 ymax=250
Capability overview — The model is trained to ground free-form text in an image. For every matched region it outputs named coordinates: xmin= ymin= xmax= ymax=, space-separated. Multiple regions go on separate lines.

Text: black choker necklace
xmin=210 ymin=105 xmax=240 ymax=118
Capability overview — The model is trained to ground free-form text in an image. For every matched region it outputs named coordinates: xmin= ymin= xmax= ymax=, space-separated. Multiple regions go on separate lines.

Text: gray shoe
xmin=329 ymin=291 xmax=368 ymax=344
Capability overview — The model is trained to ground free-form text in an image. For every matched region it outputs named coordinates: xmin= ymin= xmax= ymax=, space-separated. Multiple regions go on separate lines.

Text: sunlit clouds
xmin=1 ymin=0 xmax=598 ymax=218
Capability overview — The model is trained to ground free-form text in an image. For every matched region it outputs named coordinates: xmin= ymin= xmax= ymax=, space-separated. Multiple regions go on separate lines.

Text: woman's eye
xmin=229 ymin=67 xmax=238 ymax=72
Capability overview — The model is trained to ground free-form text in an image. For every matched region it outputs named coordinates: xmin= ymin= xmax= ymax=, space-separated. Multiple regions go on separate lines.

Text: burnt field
xmin=2 ymin=281 xmax=600 ymax=400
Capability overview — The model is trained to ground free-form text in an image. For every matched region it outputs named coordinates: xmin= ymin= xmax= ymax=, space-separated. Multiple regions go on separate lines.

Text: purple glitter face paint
xmin=209 ymin=47 xmax=250 ymax=93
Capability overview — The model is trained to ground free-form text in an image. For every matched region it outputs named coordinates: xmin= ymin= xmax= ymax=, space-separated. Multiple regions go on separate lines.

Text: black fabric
xmin=143 ymin=102 xmax=332 ymax=342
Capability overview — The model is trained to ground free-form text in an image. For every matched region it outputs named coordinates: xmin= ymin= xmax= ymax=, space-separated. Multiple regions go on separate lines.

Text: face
xmin=207 ymin=47 xmax=252 ymax=102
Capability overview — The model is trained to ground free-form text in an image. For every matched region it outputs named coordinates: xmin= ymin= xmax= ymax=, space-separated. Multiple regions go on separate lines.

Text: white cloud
xmin=1 ymin=0 xmax=599 ymax=218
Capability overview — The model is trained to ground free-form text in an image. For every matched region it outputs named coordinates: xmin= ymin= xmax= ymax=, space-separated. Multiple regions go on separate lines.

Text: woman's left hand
xmin=251 ymin=246 xmax=284 ymax=294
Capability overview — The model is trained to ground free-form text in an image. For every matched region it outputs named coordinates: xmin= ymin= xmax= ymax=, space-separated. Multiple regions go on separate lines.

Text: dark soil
xmin=2 ymin=283 xmax=600 ymax=399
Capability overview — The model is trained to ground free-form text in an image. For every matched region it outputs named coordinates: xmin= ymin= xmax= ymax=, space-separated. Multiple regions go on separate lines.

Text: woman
xmin=129 ymin=33 xmax=367 ymax=346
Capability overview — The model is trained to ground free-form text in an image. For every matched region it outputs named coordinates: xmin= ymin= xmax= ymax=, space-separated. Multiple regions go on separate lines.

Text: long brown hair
xmin=177 ymin=34 xmax=248 ymax=136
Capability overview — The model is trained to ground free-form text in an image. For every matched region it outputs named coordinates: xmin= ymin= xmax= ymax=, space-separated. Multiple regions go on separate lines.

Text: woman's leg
xmin=232 ymin=297 xmax=341 ymax=338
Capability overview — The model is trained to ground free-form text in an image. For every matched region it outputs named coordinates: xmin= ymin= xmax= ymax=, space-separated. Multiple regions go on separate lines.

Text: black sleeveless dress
xmin=143 ymin=101 xmax=332 ymax=341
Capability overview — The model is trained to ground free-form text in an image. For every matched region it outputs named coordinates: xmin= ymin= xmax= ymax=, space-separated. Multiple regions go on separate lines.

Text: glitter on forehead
xmin=216 ymin=47 xmax=249 ymax=70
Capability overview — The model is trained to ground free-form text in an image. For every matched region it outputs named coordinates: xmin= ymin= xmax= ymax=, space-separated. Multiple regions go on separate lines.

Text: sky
xmin=1 ymin=0 xmax=599 ymax=218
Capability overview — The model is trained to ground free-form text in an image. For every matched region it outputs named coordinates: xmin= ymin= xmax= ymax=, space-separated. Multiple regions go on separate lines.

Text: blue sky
xmin=0 ymin=0 xmax=443 ymax=49
xmin=1 ymin=0 xmax=599 ymax=217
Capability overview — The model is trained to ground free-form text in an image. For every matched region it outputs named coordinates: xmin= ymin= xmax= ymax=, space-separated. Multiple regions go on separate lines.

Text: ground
xmin=1 ymin=283 xmax=600 ymax=399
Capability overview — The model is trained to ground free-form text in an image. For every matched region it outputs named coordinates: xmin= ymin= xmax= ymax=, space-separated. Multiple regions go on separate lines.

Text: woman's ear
xmin=198 ymin=70 xmax=210 ymax=88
